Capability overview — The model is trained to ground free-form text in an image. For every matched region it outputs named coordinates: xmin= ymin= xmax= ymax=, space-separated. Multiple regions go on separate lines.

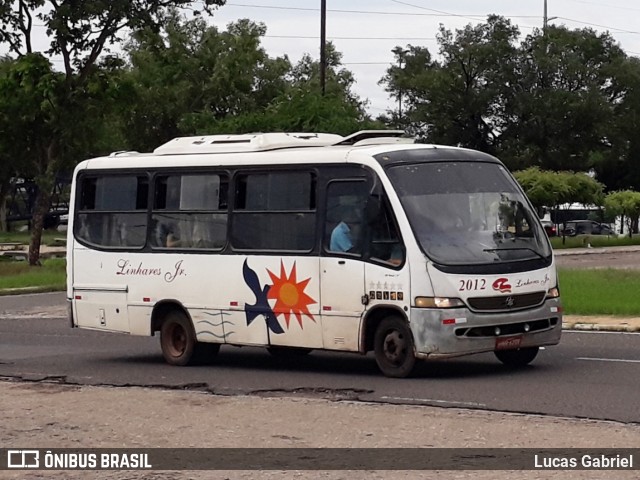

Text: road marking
xmin=577 ymin=357 xmax=640 ymax=364
xmin=380 ymin=396 xmax=486 ymax=408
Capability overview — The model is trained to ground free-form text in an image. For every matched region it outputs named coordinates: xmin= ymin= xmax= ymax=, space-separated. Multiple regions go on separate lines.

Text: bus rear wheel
xmin=160 ymin=311 xmax=219 ymax=366
xmin=374 ymin=316 xmax=416 ymax=378
xmin=495 ymin=346 xmax=539 ymax=367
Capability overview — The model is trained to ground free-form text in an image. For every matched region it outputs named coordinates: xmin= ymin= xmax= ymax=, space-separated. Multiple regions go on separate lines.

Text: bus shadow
xmin=121 ymin=347 xmax=550 ymax=380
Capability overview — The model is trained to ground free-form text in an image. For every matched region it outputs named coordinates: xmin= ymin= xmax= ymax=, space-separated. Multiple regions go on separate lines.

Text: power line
xmin=555 ymin=16 xmax=640 ymax=34
xmin=225 ymin=2 xmax=538 ymax=19
xmin=387 ymin=0 xmax=491 ymax=23
xmin=265 ymin=35 xmax=436 ymax=41
xmin=222 ymin=2 xmax=640 ymax=38
xmin=564 ymin=0 xmax=640 ymax=13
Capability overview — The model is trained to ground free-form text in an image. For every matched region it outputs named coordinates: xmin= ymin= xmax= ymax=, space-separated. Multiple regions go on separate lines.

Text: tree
xmin=604 ymin=190 xmax=640 ymax=237
xmin=0 ymin=0 xmax=226 ymax=265
xmin=0 ymin=55 xmax=20 ymax=231
xmin=514 ymin=168 xmax=604 ymax=238
xmin=503 ymin=26 xmax=626 ymax=172
xmin=381 ymin=15 xmax=520 ymax=153
xmin=513 ymin=167 xmax=570 ymax=214
xmin=179 ymin=40 xmax=379 ymax=136
xmin=592 ymin=56 xmax=640 ymax=192
xmin=119 ymin=15 xmax=291 ymax=150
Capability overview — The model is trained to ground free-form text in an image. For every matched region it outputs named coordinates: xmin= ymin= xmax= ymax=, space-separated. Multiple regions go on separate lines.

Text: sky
xmin=3 ymin=0 xmax=640 ymax=117
xmin=205 ymin=0 xmax=640 ymax=116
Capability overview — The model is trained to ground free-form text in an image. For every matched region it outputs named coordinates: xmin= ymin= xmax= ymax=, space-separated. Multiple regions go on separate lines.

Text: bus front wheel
xmin=374 ymin=316 xmax=416 ymax=378
xmin=494 ymin=346 xmax=539 ymax=367
xmin=160 ymin=311 xmax=219 ymax=366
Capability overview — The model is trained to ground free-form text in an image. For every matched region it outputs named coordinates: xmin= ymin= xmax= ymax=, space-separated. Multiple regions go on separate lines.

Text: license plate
xmin=495 ymin=335 xmax=523 ymax=350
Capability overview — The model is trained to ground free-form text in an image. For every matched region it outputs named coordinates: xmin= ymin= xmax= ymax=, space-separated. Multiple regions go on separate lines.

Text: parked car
xmin=561 ymin=220 xmax=613 ymax=236
xmin=541 ymin=220 xmax=557 ymax=237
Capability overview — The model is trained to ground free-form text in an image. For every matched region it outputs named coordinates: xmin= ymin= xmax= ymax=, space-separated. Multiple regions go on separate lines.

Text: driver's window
xmin=369 ymin=198 xmax=405 ymax=266
xmin=324 ymin=181 xmax=368 ymax=255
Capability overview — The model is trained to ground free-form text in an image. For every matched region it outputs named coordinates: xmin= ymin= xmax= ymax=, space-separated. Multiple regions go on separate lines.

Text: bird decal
xmin=242 ymin=259 xmax=284 ymax=334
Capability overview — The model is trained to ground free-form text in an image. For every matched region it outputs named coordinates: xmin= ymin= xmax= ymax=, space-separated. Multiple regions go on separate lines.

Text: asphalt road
xmin=1 ymin=292 xmax=639 ymax=425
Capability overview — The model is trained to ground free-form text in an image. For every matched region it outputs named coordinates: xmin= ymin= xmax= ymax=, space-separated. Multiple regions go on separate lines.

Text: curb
xmin=562 ymin=322 xmax=640 ymax=333
xmin=0 ymin=286 xmax=65 ymax=297
xmin=554 ymin=246 xmax=640 ymax=256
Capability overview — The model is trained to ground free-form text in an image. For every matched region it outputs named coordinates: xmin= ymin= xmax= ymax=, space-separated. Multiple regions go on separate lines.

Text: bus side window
xmin=231 ymin=171 xmax=316 ymax=252
xmin=75 ymin=175 xmax=148 ymax=248
xmin=152 ymin=174 xmax=228 ymax=250
xmin=369 ymin=198 xmax=405 ymax=266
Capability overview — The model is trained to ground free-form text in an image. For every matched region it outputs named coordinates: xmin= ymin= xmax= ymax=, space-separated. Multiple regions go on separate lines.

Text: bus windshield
xmin=386 ymin=161 xmax=551 ymax=265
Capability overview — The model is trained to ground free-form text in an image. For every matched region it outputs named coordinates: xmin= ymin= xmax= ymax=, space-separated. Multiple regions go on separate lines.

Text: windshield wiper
xmin=483 ymin=247 xmax=547 ymax=261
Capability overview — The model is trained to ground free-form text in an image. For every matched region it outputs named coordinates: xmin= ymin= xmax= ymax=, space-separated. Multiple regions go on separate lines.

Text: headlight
xmin=414 ymin=296 xmax=465 ymax=308
xmin=546 ymin=287 xmax=560 ymax=299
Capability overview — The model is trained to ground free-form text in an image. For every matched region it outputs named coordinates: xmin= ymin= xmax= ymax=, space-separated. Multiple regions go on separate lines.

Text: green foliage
xmin=514 ymin=168 xmax=603 ymax=212
xmin=0 ymin=0 xmax=226 ymax=263
xmin=381 ymin=17 xmax=638 ymax=188
xmin=604 ymin=190 xmax=640 ymax=236
xmin=122 ymin=19 xmax=377 ymax=146
xmin=382 ymin=15 xmax=520 ymax=153
xmin=558 ymin=268 xmax=640 ymax=316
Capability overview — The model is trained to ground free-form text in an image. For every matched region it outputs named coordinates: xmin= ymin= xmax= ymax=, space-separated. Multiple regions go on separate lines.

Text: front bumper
xmin=409 ymin=299 xmax=562 ymax=359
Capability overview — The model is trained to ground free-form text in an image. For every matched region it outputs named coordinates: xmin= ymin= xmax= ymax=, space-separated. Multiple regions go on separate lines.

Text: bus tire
xmin=267 ymin=346 xmax=312 ymax=357
xmin=494 ymin=346 xmax=539 ymax=367
xmin=160 ymin=311 xmax=219 ymax=366
xmin=374 ymin=316 xmax=416 ymax=378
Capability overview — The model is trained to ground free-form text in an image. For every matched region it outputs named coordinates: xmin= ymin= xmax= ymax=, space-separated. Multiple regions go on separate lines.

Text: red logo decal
xmin=492 ymin=278 xmax=512 ymax=293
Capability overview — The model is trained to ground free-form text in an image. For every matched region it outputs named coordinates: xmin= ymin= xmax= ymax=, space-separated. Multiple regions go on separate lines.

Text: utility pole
xmin=320 ymin=0 xmax=326 ymax=96
xmin=398 ymin=55 xmax=403 ymax=125
xmin=394 ymin=47 xmax=409 ymax=128
xmin=543 ymin=0 xmax=557 ymax=34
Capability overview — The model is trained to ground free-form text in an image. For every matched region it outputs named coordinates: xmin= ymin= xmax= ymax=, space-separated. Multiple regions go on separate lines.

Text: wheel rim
xmin=383 ymin=329 xmax=408 ymax=366
xmin=166 ymin=323 xmax=187 ymax=358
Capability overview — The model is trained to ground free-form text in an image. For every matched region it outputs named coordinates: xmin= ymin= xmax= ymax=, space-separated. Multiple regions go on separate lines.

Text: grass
xmin=0 ymin=257 xmax=66 ymax=292
xmin=0 ymin=230 xmax=66 ymax=246
xmin=558 ymin=268 xmax=640 ymax=316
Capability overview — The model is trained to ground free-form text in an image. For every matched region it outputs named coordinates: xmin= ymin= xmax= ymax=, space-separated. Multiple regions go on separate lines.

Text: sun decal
xmin=267 ymin=260 xmax=316 ymax=328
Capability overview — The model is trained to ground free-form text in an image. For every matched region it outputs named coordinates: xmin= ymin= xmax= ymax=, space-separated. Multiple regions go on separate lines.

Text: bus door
xmin=364 ymin=194 xmax=410 ymax=322
xmin=320 ymin=180 xmax=369 ymax=351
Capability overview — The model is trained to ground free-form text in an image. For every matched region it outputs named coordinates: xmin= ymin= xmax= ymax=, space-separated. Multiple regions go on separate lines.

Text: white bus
xmin=66 ymin=130 xmax=562 ymax=377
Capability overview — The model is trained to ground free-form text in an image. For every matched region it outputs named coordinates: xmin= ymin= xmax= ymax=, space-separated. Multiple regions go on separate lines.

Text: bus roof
xmin=152 ymin=130 xmax=408 ymax=155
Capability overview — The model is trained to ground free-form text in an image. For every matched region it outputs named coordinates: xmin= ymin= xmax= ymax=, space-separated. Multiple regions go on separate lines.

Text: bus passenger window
xmin=231 ymin=171 xmax=316 ymax=251
xmin=75 ymin=175 xmax=148 ymax=248
xmin=152 ymin=174 xmax=228 ymax=250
